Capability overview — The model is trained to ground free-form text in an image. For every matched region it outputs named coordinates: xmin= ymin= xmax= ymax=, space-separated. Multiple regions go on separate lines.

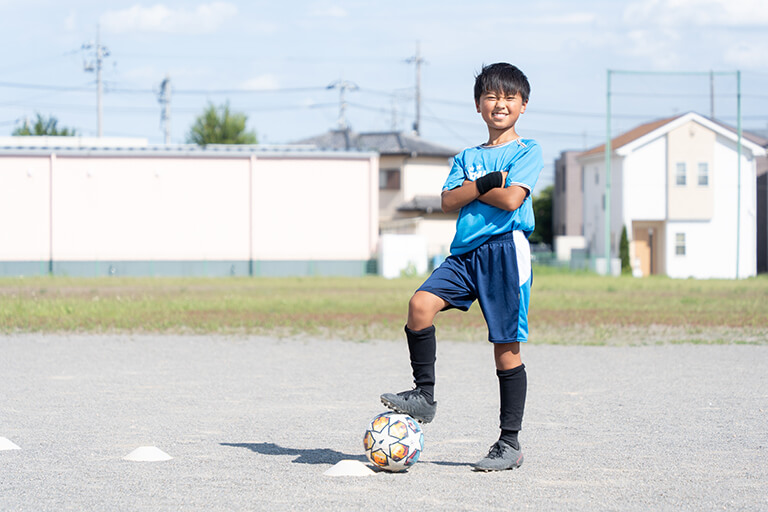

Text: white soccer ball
xmin=363 ymin=411 xmax=424 ymax=472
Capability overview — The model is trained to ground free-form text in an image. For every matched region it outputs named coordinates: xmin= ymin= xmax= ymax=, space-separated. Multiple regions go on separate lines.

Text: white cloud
xmin=239 ymin=74 xmax=280 ymax=90
xmin=309 ymin=3 xmax=348 ymax=18
xmin=621 ymin=28 xmax=683 ymax=68
xmin=724 ymin=40 xmax=768 ymax=68
xmin=100 ymin=2 xmax=238 ymax=34
xmin=536 ymin=12 xmax=596 ymax=25
xmin=64 ymin=12 xmax=77 ymax=31
xmin=625 ymin=0 xmax=768 ymax=27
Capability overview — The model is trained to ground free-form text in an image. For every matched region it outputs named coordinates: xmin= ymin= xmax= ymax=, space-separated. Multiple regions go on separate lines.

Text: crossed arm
xmin=440 ymin=171 xmax=529 ymax=213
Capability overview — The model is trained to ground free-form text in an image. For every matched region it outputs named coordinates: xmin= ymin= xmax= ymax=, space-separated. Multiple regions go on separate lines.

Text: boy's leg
xmin=406 ymin=290 xmax=448 ymax=401
xmin=470 ymin=231 xmax=531 ymax=471
xmin=495 ymin=342 xmax=526 ymax=450
xmin=380 ymin=291 xmax=447 ymax=423
xmin=474 ymin=342 xmax=526 ymax=471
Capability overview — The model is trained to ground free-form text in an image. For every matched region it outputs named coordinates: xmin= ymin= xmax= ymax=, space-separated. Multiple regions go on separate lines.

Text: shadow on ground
xmin=221 ymin=442 xmax=365 ymax=465
xmin=222 ymin=442 xmax=473 ymax=468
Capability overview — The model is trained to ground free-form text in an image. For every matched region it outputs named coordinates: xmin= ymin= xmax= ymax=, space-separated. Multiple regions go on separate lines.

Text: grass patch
xmin=1 ymin=271 xmax=767 ymax=345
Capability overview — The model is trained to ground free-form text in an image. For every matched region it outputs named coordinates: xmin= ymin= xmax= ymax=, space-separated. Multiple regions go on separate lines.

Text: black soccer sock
xmin=499 ymin=430 xmax=519 ymax=450
xmin=405 ymin=325 xmax=436 ymax=403
xmin=498 ymin=364 xmax=527 ymax=450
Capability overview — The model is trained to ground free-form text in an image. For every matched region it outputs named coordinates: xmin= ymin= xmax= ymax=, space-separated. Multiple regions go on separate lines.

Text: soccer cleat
xmin=380 ymin=389 xmax=437 ymax=424
xmin=472 ymin=440 xmax=524 ymax=472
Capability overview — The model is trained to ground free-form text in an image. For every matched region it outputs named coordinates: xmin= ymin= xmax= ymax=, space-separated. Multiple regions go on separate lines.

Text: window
xmin=675 ymin=233 xmax=686 ymax=256
xmin=379 ymin=168 xmax=401 ymax=190
xmin=675 ymin=162 xmax=686 ymax=186
xmin=595 ymin=171 xmax=599 ymax=185
xmin=698 ymin=163 xmax=709 ymax=186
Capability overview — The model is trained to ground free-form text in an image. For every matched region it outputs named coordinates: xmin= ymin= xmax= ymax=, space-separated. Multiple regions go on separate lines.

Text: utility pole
xmin=158 ymin=75 xmax=172 ymax=144
xmin=82 ymin=26 xmax=110 ymax=137
xmin=406 ymin=42 xmax=425 ymax=136
xmin=327 ymin=79 xmax=358 ymax=131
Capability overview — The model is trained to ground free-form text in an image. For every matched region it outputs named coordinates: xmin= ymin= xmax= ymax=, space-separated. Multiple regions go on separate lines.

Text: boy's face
xmin=475 ymin=90 xmax=527 ymax=133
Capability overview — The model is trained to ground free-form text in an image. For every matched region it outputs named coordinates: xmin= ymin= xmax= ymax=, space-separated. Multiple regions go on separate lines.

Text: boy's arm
xmin=477 ymin=183 xmax=528 ymax=211
xmin=442 ymin=171 xmax=527 ymax=213
xmin=441 ymin=180 xmax=480 ymax=213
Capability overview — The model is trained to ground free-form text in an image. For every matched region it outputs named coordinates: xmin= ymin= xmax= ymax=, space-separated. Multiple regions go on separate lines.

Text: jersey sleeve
xmin=442 ymin=154 xmax=466 ymax=191
xmin=504 ymin=141 xmax=543 ymax=196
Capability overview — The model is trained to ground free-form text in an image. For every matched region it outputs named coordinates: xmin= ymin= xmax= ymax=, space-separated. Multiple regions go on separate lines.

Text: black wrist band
xmin=476 ymin=171 xmax=503 ymax=195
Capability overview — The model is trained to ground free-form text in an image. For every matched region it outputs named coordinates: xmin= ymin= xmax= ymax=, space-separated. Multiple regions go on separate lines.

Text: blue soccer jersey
xmin=443 ymin=138 xmax=543 ymax=255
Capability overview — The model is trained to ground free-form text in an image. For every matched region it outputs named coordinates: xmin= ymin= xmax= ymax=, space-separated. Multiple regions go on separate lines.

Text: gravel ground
xmin=1 ymin=334 xmax=766 ymax=511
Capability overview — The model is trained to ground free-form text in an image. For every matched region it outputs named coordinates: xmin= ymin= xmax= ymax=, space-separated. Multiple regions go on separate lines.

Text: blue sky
xmin=1 ymin=0 xmax=767 ymax=189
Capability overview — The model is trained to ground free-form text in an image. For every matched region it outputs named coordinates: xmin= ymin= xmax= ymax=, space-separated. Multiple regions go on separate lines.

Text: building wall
xmin=401 ymin=157 xmax=451 ymax=203
xmin=0 ymin=150 xmax=378 ymax=277
xmin=581 ymin=155 xmax=623 ymax=259
xmin=622 ymin=136 xmax=667 ymax=224
xmin=667 ymin=121 xmax=715 ymax=220
xmin=661 ymin=133 xmax=756 ymax=278
xmin=552 ymin=151 xmax=583 ymax=237
xmin=758 ymin=155 xmax=767 ymax=273
xmin=0 ymin=156 xmax=51 ymax=261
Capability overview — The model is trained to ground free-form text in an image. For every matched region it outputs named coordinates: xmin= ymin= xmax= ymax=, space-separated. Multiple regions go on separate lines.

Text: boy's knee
xmin=408 ymin=291 xmax=441 ymax=329
xmin=408 ymin=292 xmax=430 ymax=315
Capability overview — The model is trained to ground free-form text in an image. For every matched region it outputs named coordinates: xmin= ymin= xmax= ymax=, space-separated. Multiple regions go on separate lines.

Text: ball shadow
xmin=221 ymin=442 xmax=366 ymax=465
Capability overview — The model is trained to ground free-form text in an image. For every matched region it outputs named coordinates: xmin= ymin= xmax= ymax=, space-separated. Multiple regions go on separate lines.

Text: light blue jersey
xmin=443 ymin=138 xmax=543 ymax=255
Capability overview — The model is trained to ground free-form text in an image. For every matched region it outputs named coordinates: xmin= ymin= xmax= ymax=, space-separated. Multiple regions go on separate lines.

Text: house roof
xmin=580 ymin=112 xmax=768 ymax=159
xmin=580 ymin=115 xmax=682 ymax=157
xmin=295 ymin=129 xmax=457 ymax=157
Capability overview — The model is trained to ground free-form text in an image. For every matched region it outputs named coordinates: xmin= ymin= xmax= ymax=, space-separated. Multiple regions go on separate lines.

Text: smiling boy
xmin=380 ymin=63 xmax=543 ymax=471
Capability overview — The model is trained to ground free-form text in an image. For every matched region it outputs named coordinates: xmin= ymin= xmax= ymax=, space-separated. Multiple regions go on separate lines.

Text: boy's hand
xmin=475 ymin=171 xmax=504 ymax=195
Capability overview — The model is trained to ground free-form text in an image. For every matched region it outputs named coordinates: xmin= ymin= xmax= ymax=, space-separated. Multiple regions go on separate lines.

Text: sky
xmin=1 ymin=0 xmax=767 ymax=190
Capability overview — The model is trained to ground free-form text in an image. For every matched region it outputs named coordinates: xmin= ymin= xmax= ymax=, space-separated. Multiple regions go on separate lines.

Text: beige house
xmin=298 ymin=130 xmax=458 ymax=262
xmin=577 ymin=113 xmax=766 ymax=278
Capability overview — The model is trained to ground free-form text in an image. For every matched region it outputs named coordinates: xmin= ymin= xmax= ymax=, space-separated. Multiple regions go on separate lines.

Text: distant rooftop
xmin=0 ymin=136 xmax=373 ymax=160
xmin=580 ymin=113 xmax=768 ymax=158
xmin=296 ymin=129 xmax=457 ymax=157
xmin=0 ymin=136 xmax=149 ymax=148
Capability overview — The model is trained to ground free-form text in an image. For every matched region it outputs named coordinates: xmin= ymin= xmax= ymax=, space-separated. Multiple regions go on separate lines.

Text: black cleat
xmin=472 ymin=441 xmax=524 ymax=472
xmin=380 ymin=389 xmax=437 ymax=424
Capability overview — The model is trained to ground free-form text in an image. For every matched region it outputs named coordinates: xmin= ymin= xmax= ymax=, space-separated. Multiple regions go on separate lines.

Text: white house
xmin=578 ymin=112 xmax=766 ymax=279
xmin=0 ymin=137 xmax=379 ymax=277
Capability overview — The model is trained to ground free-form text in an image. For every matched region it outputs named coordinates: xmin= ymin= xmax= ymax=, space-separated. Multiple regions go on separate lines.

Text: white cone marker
xmin=0 ymin=437 xmax=21 ymax=451
xmin=323 ymin=459 xmax=375 ymax=476
xmin=123 ymin=446 xmax=173 ymax=462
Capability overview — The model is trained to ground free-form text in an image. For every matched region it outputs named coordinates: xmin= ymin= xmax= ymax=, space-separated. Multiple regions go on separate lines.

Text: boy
xmin=380 ymin=63 xmax=543 ymax=472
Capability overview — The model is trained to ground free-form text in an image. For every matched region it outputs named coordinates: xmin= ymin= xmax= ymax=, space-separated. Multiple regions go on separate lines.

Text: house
xmin=551 ymin=150 xmax=587 ymax=262
xmin=755 ymin=133 xmax=768 ymax=273
xmin=297 ymin=130 xmax=458 ymax=262
xmin=577 ymin=112 xmax=766 ymax=279
xmin=0 ymin=137 xmax=379 ymax=277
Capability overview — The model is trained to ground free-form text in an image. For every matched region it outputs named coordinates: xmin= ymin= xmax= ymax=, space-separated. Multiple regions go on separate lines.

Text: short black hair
xmin=474 ymin=63 xmax=530 ymax=103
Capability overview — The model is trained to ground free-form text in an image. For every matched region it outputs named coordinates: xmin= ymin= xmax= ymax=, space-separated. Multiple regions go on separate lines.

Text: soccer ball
xmin=363 ymin=411 xmax=424 ymax=472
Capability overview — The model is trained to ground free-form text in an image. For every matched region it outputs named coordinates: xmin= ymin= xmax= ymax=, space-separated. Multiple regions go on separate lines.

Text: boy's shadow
xmin=221 ymin=442 xmax=365 ymax=465
xmin=221 ymin=442 xmax=473 ymax=467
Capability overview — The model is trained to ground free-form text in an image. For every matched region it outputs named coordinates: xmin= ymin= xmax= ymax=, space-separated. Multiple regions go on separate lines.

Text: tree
xmin=186 ymin=102 xmax=257 ymax=145
xmin=529 ymin=184 xmax=553 ymax=247
xmin=619 ymin=225 xmax=631 ymax=274
xmin=12 ymin=113 xmax=78 ymax=136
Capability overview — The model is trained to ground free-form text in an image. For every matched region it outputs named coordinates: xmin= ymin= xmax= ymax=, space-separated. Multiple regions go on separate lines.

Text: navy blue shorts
xmin=417 ymin=230 xmax=532 ymax=343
